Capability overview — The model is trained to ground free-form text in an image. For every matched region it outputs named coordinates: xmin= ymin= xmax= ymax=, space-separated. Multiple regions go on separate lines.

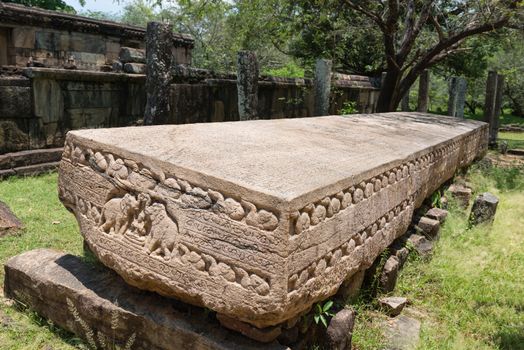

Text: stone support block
xmin=469 ymin=192 xmax=499 ymax=226
xmin=324 ymin=308 xmax=356 ymax=350
xmin=407 ymin=234 xmax=433 ymax=257
xmin=4 ymin=249 xmax=284 ymax=350
xmin=425 ymin=207 xmax=448 ymax=224
xmin=58 ymin=113 xmax=488 ymax=329
xmin=416 ymin=217 xmax=440 ymax=239
xmin=448 ymin=184 xmax=472 ymax=208
xmin=336 ymin=269 xmax=366 ymax=300
xmin=379 ymin=256 xmax=400 ymax=293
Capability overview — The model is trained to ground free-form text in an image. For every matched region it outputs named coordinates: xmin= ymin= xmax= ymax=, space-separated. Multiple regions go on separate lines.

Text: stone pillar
xmin=313 ymin=59 xmax=332 ymax=116
xmin=144 ymin=22 xmax=173 ymax=126
xmin=493 ymin=74 xmax=505 ymax=144
xmin=448 ymin=76 xmax=467 ymax=118
xmin=417 ymin=70 xmax=430 ymax=112
xmin=237 ymin=51 xmax=259 ymax=120
xmin=401 ymin=90 xmax=410 ymax=112
xmin=484 ymin=71 xmax=504 ymax=146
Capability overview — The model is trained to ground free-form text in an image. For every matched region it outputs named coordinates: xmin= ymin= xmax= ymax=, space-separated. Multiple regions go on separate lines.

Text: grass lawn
xmin=0 ymin=173 xmax=83 ymax=350
xmin=499 ymin=132 xmax=524 ymax=150
xmin=352 ymin=160 xmax=524 ymax=350
xmin=0 ymin=144 xmax=523 ymax=349
xmin=464 ymin=111 xmax=524 ymax=126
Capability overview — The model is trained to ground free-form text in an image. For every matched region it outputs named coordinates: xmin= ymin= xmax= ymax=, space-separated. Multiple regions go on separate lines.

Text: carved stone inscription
xmin=58 ymin=113 xmax=488 ymax=328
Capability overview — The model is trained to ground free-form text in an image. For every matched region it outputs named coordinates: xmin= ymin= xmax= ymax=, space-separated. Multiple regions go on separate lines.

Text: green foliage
xmin=430 ymin=191 xmax=443 ymax=209
xmin=262 ymin=61 xmax=305 ymax=78
xmin=313 ymin=300 xmax=335 ymax=328
xmin=339 ymin=101 xmax=358 ymax=115
xmin=120 ymin=0 xmax=160 ymax=27
xmin=490 ymin=31 xmax=524 ymax=117
xmin=469 ymin=159 xmax=524 ymax=193
xmin=283 ymin=0 xmax=384 ymax=74
xmin=3 ymin=0 xmax=81 ymax=12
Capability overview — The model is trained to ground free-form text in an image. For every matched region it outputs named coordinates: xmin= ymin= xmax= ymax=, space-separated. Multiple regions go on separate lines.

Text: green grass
xmin=0 ymin=173 xmax=82 ymax=350
xmin=464 ymin=111 xmax=524 ymax=126
xmin=352 ymin=163 xmax=524 ymax=350
xmin=499 ymin=132 xmax=524 ymax=149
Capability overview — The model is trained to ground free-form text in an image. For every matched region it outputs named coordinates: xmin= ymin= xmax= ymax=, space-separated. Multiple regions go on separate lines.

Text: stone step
xmin=0 ymin=148 xmax=63 ymax=170
xmin=0 ymin=162 xmax=60 ymax=179
xmin=507 ymin=148 xmax=524 ymax=156
xmin=4 ymin=249 xmax=285 ymax=350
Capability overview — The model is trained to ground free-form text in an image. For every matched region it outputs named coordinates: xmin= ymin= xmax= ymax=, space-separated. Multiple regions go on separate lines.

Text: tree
xmin=283 ymin=0 xmax=385 ymax=75
xmin=3 ymin=0 xmax=82 ymax=12
xmin=490 ymin=30 xmax=524 ymax=117
xmin=343 ymin=0 xmax=521 ymax=112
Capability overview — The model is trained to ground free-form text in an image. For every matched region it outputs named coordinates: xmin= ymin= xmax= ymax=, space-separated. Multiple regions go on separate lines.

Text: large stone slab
xmin=57 ymin=112 xmax=488 ymax=328
xmin=3 ymin=249 xmax=285 ymax=350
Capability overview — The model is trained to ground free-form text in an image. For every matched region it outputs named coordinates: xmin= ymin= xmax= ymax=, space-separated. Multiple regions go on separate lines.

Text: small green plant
xmin=339 ymin=101 xmax=358 ymax=115
xmin=67 ymin=298 xmax=136 ymax=350
xmin=313 ymin=300 xmax=335 ymax=328
xmin=430 ymin=190 xmax=443 ymax=208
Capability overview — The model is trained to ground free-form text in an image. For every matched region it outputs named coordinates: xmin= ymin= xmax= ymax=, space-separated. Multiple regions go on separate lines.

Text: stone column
xmin=417 ymin=70 xmax=430 ymax=113
xmin=448 ymin=76 xmax=467 ymax=118
xmin=484 ymin=71 xmax=504 ymax=146
xmin=401 ymin=90 xmax=410 ymax=112
xmin=314 ymin=59 xmax=332 ymax=116
xmin=144 ymin=21 xmax=173 ymax=126
xmin=237 ymin=51 xmax=259 ymax=120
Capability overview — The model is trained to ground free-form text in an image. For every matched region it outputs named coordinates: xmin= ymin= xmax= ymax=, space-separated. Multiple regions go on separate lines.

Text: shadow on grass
xmin=495 ymin=328 xmax=524 ymax=350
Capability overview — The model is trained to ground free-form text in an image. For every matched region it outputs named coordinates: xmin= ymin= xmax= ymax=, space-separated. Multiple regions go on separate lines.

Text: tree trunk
xmin=377 ymin=70 xmax=402 ymax=112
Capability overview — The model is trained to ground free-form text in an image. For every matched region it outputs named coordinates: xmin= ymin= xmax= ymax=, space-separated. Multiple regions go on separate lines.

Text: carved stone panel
xmin=58 ymin=112 xmax=488 ymax=328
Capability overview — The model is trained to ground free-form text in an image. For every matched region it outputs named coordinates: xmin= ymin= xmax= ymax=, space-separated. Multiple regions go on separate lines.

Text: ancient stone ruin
xmin=52 ymin=112 xmax=487 ymax=343
xmin=0 ymin=3 xmax=380 ymax=157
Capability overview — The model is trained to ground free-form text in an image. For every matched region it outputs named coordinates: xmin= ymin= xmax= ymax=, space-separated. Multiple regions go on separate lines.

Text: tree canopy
xmin=74 ymin=0 xmax=524 ymax=114
xmin=3 ymin=0 xmax=83 ymax=12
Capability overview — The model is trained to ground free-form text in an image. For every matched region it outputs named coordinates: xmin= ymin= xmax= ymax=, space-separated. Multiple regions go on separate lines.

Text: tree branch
xmin=344 ymin=0 xmax=385 ymax=29
xmin=399 ymin=15 xmax=510 ymax=101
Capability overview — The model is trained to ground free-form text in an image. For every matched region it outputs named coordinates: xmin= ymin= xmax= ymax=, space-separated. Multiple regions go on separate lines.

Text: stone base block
xmin=0 ymin=147 xmax=63 ymax=170
xmin=3 ymin=249 xmax=285 ymax=350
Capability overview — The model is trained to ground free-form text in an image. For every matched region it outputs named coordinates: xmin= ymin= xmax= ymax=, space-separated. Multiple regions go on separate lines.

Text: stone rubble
xmin=448 ymin=184 xmax=472 ymax=208
xmin=379 ymin=296 xmax=409 ymax=317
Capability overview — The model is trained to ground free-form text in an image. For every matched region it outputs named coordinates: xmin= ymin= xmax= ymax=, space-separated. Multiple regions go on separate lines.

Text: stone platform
xmin=3 ymin=249 xmax=285 ymax=350
xmin=57 ymin=112 xmax=488 ymax=329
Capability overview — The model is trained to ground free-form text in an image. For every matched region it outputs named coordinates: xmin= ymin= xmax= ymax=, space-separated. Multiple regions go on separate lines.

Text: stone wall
xmin=0 ymin=3 xmax=193 ymax=70
xmin=0 ymin=68 xmax=379 ymax=153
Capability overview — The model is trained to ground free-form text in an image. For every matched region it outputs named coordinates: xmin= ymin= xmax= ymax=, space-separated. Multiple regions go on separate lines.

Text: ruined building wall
xmin=0 ymin=3 xmax=193 ymax=70
xmin=0 ymin=3 xmax=379 ymax=154
xmin=0 ymin=68 xmax=379 ymax=153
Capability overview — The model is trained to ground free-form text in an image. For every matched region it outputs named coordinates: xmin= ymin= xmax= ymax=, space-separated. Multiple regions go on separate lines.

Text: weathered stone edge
xmin=3 ymin=248 xmax=286 ymax=350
